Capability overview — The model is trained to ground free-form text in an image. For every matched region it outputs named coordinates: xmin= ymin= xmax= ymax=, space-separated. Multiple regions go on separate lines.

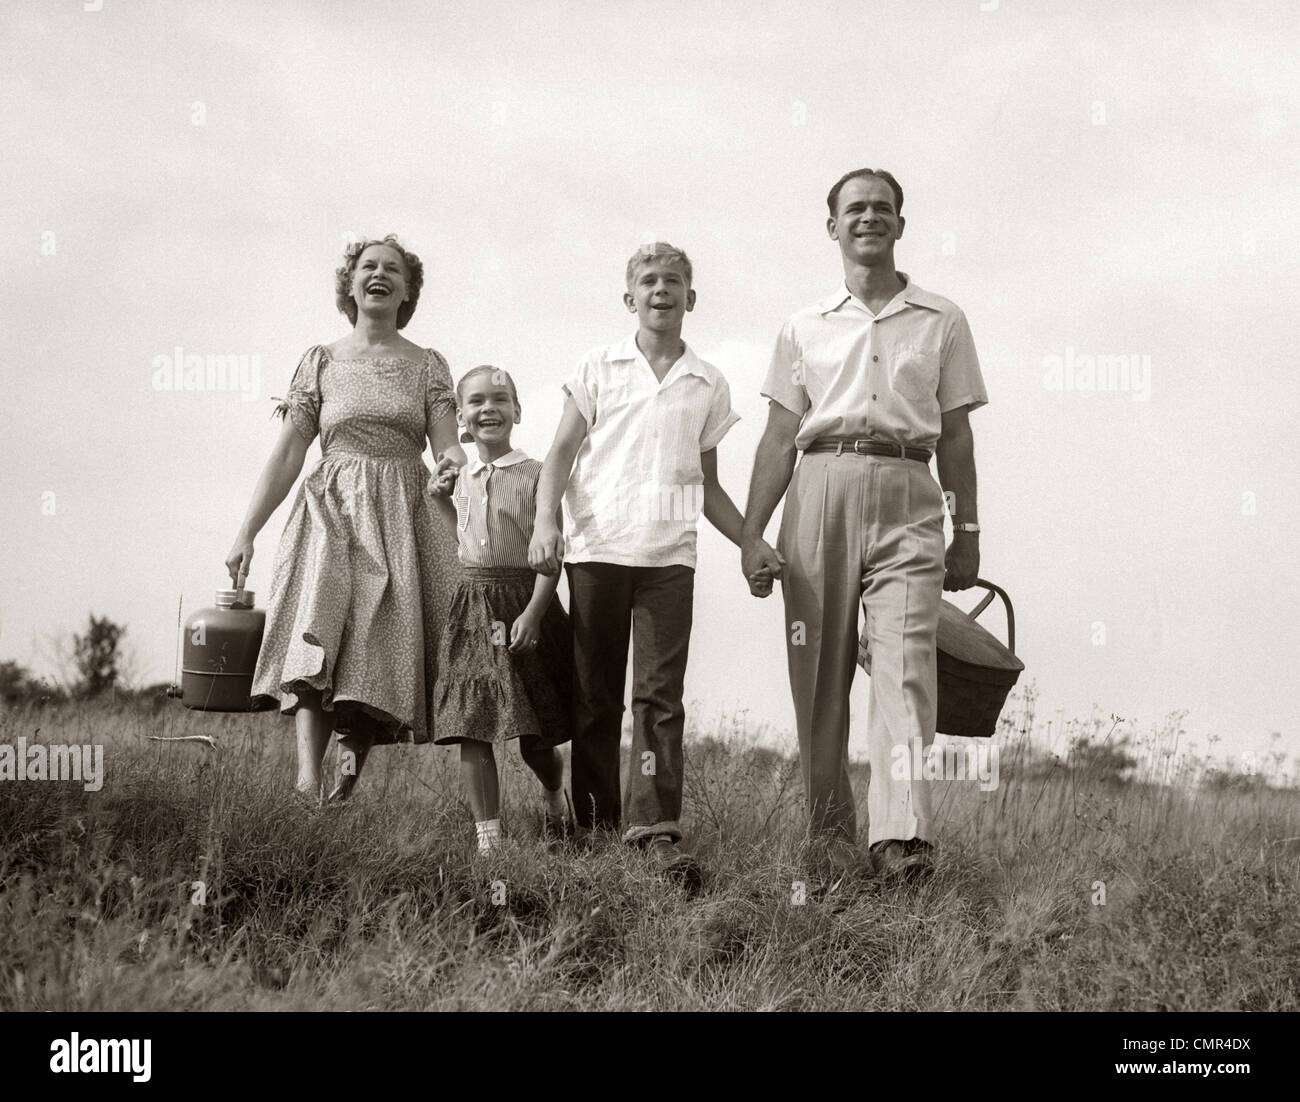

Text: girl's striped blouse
xmin=452 ymin=449 xmax=543 ymax=568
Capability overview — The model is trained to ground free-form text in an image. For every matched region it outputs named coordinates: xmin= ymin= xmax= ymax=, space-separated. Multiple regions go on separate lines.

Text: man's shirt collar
xmin=817 ymin=272 xmax=944 ymax=318
xmin=466 ymin=447 xmax=528 ymax=475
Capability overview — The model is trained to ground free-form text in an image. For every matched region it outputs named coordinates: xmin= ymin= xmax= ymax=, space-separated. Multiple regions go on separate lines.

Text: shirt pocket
xmin=454 ymin=486 xmax=470 ymax=533
xmin=890 ymin=345 xmax=941 ymax=403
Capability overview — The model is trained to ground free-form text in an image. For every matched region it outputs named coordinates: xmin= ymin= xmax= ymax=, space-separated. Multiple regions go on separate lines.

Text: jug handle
xmin=968 ymin=579 xmax=1016 ymax=655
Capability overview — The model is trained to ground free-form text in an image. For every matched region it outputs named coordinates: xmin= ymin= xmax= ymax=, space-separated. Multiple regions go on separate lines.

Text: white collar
xmin=608 ymin=333 xmax=710 ymax=380
xmin=465 ymin=447 xmax=528 ymax=475
xmin=817 ymin=272 xmax=943 ymax=317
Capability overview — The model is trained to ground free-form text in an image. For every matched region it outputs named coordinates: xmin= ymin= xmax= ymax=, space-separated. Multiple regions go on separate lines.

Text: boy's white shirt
xmin=562 ymin=334 xmax=739 ymax=569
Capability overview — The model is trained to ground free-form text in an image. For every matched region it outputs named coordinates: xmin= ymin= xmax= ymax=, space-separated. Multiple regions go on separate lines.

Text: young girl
xmin=428 ymin=365 xmax=573 ymax=853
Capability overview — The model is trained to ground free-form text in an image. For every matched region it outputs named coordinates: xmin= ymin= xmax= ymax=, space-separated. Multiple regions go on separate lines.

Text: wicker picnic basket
xmin=857 ymin=579 xmax=1024 ymax=739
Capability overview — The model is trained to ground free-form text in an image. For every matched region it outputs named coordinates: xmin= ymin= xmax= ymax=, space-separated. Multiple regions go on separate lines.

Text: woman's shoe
xmin=326 ymin=725 xmax=360 ymax=802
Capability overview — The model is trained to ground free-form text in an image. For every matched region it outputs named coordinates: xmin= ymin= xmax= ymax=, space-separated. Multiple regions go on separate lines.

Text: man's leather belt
xmin=804 ymin=438 xmax=932 ymax=463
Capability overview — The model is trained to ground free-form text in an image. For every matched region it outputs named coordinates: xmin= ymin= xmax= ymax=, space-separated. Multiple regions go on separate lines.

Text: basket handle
xmin=967 ymin=578 xmax=1016 ymax=654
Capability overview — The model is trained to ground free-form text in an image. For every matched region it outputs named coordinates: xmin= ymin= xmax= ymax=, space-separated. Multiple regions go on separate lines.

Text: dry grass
xmin=1 ymin=692 xmax=1296 ymax=1011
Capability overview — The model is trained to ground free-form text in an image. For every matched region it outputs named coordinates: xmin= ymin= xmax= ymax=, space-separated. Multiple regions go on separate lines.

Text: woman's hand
xmin=427 ymin=455 xmax=458 ymax=497
xmin=508 ymin=609 xmax=542 ymax=654
xmin=225 ymin=534 xmax=254 ymax=588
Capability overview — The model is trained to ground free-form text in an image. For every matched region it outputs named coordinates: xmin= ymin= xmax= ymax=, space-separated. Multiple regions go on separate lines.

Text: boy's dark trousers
xmin=565 ymin=562 xmax=694 ymax=843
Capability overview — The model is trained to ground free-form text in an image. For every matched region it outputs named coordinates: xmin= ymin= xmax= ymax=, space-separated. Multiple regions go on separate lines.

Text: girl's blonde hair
xmin=455 ymin=366 xmax=520 ymax=443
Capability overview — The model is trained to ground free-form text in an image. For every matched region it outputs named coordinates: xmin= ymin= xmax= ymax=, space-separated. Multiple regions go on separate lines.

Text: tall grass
xmin=1 ymin=691 xmax=1296 ymax=1010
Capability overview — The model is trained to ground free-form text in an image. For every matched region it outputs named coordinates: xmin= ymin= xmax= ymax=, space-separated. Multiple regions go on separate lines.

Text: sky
xmin=2 ymin=0 xmax=1297 ymax=777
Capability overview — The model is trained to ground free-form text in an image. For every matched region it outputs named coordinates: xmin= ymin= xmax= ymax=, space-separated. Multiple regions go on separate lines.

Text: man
xmin=741 ymin=168 xmax=987 ymax=885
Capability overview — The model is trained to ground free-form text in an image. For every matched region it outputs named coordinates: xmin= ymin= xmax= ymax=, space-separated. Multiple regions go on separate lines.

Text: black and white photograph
xmin=1 ymin=0 xmax=1296 ymax=1071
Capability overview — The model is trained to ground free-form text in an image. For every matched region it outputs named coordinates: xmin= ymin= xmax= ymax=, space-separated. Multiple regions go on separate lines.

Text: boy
xmin=529 ymin=242 xmax=776 ymax=885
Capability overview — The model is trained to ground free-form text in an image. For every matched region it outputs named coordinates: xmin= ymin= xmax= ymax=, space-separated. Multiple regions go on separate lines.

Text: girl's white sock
xmin=475 ymin=818 xmax=502 ymax=854
xmin=542 ymin=786 xmax=567 ymax=819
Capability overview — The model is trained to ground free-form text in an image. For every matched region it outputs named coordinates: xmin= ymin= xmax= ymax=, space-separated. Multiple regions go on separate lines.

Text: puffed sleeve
xmin=273 ymin=345 xmax=327 ymax=443
xmin=425 ymin=349 xmax=457 ymax=438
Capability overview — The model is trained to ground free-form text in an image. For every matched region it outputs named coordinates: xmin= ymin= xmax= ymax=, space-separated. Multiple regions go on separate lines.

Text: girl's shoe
xmin=475 ymin=818 xmax=504 ymax=855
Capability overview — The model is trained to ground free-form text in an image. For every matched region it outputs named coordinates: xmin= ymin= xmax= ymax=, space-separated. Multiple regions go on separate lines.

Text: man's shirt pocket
xmin=890 ymin=345 xmax=941 ymax=402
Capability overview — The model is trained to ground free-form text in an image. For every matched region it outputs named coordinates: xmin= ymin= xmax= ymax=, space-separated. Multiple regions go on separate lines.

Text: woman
xmin=226 ymin=234 xmax=465 ymax=802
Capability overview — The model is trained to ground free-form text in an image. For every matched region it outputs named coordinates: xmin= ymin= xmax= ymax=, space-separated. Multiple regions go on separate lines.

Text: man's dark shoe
xmin=869 ymin=838 xmax=935 ymax=885
xmin=645 ymin=835 xmax=704 ymax=895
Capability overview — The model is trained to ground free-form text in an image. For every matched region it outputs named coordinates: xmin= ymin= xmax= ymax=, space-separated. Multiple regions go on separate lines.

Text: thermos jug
xmin=180 ymin=583 xmax=269 ymax=711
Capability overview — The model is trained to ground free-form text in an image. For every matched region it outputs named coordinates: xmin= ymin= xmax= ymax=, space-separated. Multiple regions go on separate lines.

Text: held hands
xmin=944 ymin=533 xmax=980 ymax=591
xmin=528 ymin=522 xmax=566 ymax=575
xmin=427 ymin=454 xmax=458 ymax=498
xmin=741 ymin=537 xmax=785 ymax=598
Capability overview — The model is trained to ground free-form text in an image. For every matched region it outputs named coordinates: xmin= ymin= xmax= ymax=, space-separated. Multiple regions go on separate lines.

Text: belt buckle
xmin=853 ymin=439 xmax=867 ymax=455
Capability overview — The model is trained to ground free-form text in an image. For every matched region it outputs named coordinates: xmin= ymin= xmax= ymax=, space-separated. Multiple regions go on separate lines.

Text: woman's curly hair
xmin=334 ymin=234 xmax=424 ymax=329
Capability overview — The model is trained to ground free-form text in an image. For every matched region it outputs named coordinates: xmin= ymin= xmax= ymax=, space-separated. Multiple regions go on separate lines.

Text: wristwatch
xmin=953 ymin=522 xmax=981 ymax=533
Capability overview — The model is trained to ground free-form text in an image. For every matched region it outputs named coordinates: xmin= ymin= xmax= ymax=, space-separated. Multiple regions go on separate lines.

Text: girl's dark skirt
xmin=433 ymin=566 xmax=573 ymax=747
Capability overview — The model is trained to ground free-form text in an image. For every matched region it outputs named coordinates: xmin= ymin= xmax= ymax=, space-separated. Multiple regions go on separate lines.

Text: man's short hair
xmin=826 ymin=169 xmax=904 ymax=219
xmin=626 ymin=241 xmax=693 ymax=289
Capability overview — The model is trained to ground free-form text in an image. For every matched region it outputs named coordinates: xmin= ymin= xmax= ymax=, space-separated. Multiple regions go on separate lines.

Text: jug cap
xmin=215 ymin=588 xmax=255 ymax=609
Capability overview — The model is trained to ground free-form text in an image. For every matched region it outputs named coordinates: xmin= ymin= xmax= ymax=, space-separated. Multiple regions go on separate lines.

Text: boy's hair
xmin=625 ymin=241 xmax=693 ymax=290
xmin=826 ymin=169 xmax=904 ymax=218
xmin=335 ymin=234 xmax=423 ymax=329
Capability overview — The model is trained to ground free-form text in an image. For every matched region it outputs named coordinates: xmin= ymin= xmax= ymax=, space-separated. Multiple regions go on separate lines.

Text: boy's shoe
xmin=645 ymin=835 xmax=704 ymax=895
xmin=804 ymin=836 xmax=873 ymax=897
xmin=868 ymin=838 xmax=935 ymax=885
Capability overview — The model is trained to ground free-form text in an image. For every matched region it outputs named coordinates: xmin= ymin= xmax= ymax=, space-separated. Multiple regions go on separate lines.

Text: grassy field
xmin=1 ymin=691 xmax=1297 ymax=1011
